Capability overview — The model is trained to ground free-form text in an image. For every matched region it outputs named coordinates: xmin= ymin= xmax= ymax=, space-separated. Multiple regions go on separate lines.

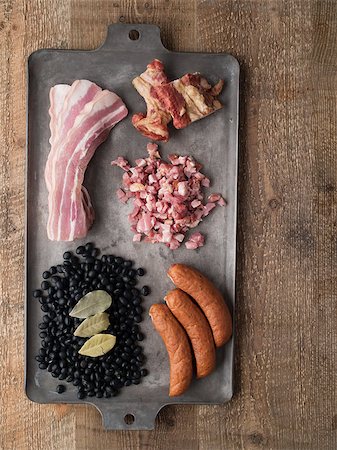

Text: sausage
xmin=149 ymin=303 xmax=193 ymax=396
xmin=165 ymin=289 xmax=216 ymax=378
xmin=167 ymin=264 xmax=232 ymax=347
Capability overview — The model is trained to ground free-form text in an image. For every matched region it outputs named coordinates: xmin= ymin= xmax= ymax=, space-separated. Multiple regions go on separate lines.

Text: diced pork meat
xmin=185 ymin=231 xmax=205 ymax=250
xmin=112 ymin=143 xmax=226 ymax=249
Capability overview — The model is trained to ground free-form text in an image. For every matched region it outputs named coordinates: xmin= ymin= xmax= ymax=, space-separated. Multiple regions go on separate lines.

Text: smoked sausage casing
xmin=167 ymin=264 xmax=232 ymax=347
xmin=165 ymin=289 xmax=216 ymax=378
xmin=149 ymin=303 xmax=193 ymax=396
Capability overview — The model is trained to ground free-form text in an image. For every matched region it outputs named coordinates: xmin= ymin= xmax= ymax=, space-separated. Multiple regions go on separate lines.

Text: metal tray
xmin=25 ymin=24 xmax=239 ymax=430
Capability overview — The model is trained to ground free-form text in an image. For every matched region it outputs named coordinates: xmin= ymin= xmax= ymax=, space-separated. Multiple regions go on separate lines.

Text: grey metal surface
xmin=25 ymin=24 xmax=239 ymax=430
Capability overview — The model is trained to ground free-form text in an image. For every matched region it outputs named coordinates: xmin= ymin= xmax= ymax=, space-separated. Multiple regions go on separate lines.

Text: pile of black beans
xmin=34 ymin=243 xmax=149 ymax=399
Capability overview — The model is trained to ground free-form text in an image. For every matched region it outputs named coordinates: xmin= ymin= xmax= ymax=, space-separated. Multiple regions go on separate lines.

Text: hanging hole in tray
xmin=129 ymin=29 xmax=140 ymax=41
xmin=124 ymin=414 xmax=135 ymax=425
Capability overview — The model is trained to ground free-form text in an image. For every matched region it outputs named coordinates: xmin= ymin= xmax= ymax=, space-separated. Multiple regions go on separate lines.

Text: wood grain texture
xmin=0 ymin=0 xmax=336 ymax=449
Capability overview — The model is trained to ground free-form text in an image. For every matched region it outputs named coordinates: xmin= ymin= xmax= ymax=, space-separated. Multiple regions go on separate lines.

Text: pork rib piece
xmin=132 ymin=59 xmax=224 ymax=142
xmin=132 ymin=59 xmax=171 ymax=142
xmin=45 ymin=80 xmax=128 ymax=241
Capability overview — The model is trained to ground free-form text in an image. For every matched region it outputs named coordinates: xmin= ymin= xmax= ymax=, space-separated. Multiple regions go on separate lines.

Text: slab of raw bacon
xmin=132 ymin=59 xmax=224 ymax=142
xmin=45 ymin=80 xmax=128 ymax=241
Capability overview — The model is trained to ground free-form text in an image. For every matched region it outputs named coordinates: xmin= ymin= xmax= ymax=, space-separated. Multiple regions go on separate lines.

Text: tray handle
xmin=98 ymin=24 xmax=169 ymax=53
xmin=97 ymin=402 xmax=164 ymax=430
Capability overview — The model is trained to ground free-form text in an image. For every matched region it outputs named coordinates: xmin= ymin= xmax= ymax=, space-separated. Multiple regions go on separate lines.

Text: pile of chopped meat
xmin=132 ymin=59 xmax=224 ymax=142
xmin=112 ymin=143 xmax=226 ymax=250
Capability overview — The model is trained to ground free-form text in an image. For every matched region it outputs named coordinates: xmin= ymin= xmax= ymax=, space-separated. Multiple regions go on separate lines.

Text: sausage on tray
xmin=149 ymin=303 xmax=193 ymax=396
xmin=167 ymin=264 xmax=232 ymax=347
xmin=165 ymin=288 xmax=216 ymax=378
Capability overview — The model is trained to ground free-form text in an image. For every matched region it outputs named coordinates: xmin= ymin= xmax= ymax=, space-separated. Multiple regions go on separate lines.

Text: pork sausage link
xmin=149 ymin=303 xmax=193 ymax=396
xmin=167 ymin=264 xmax=232 ymax=347
xmin=165 ymin=289 xmax=216 ymax=378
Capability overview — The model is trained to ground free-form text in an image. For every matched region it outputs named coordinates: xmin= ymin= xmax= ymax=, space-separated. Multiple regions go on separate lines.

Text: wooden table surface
xmin=1 ymin=0 xmax=336 ymax=449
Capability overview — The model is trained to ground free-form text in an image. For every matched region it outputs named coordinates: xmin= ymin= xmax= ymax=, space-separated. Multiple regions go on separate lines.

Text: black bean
xmin=91 ymin=248 xmax=99 ymax=257
xmin=123 ymin=260 xmax=132 ymax=268
xmin=136 ymin=333 xmax=144 ymax=341
xmin=70 ymin=255 xmax=78 ymax=264
xmin=121 ymin=353 xmax=130 ymax=361
xmin=87 ymin=270 xmax=97 ymax=278
xmin=85 ymin=242 xmax=93 ymax=251
xmin=106 ymin=255 xmax=114 ymax=264
xmin=57 ymin=265 xmax=63 ymax=273
xmin=49 ymin=266 xmax=57 ymax=275
xmin=87 ymin=390 xmax=95 ymax=397
xmin=48 ymin=287 xmax=55 ymax=295
xmin=141 ymin=286 xmax=150 ymax=296
xmin=137 ymin=354 xmax=145 ymax=364
xmin=33 ymin=289 xmax=42 ymax=298
xmin=85 ymin=256 xmax=94 ymax=266
xmin=55 ymin=289 xmax=63 ymax=299
xmin=80 ymin=360 xmax=88 ymax=369
xmin=38 ymin=323 xmax=48 ymax=330
xmin=118 ymin=307 xmax=127 ymax=315
xmin=63 ymin=251 xmax=71 ymax=260
xmin=132 ymin=298 xmax=141 ymax=306
xmin=41 ymin=281 xmax=50 ymax=290
xmin=137 ymin=268 xmax=145 ymax=276
xmin=43 ymin=271 xmax=51 ymax=279
xmin=43 ymin=315 xmax=50 ymax=324
xmin=38 ymin=363 xmax=47 ymax=369
xmin=134 ymin=315 xmax=142 ymax=323
xmin=58 ymin=298 xmax=66 ymax=307
xmin=76 ymin=245 xmax=85 ymax=254
xmin=128 ymin=269 xmax=137 ymax=278
xmin=140 ymin=368 xmax=148 ymax=377
xmin=115 ymin=256 xmax=123 ymax=265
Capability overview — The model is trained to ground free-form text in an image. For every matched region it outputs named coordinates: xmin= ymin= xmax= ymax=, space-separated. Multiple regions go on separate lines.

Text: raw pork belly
xmin=45 ymin=80 xmax=128 ymax=241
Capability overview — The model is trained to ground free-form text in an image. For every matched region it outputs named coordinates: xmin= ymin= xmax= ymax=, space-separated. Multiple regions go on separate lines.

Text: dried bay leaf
xmin=74 ymin=312 xmax=110 ymax=337
xmin=78 ymin=334 xmax=116 ymax=357
xmin=69 ymin=290 xmax=112 ymax=319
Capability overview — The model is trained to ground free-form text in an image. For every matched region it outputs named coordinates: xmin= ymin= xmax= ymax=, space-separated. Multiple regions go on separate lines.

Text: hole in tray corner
xmin=128 ymin=29 xmax=140 ymax=41
xmin=124 ymin=413 xmax=135 ymax=425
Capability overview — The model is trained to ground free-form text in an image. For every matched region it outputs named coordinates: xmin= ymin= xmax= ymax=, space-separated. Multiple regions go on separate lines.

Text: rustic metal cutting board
xmin=25 ymin=23 xmax=239 ymax=430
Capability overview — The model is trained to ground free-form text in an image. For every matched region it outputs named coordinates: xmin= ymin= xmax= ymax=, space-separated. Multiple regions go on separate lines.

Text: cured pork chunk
xmin=132 ymin=59 xmax=224 ymax=141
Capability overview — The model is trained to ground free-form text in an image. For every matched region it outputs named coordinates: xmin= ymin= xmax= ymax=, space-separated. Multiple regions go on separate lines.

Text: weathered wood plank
xmin=0 ymin=0 xmax=336 ymax=448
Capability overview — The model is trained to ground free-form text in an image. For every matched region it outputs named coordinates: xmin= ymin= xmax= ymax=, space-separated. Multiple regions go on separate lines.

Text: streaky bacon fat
xmin=45 ymin=80 xmax=128 ymax=241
